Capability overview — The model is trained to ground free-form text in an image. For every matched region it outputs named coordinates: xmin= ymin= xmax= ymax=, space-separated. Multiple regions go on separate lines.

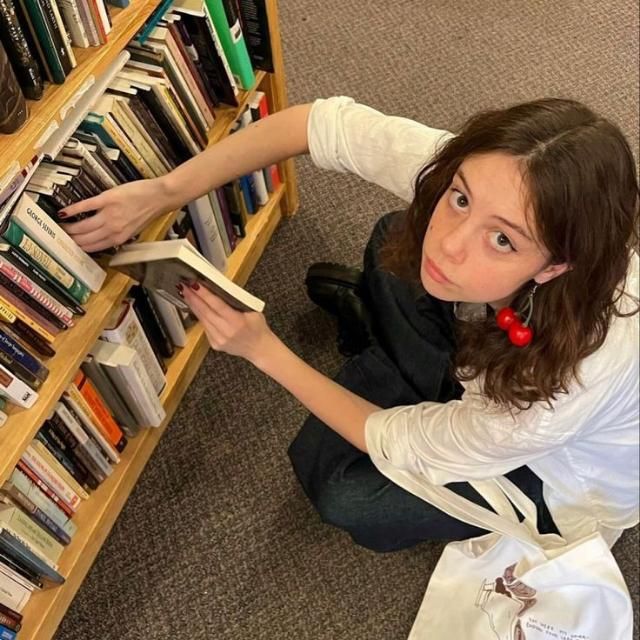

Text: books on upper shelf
xmin=109 ymin=238 xmax=265 ymax=313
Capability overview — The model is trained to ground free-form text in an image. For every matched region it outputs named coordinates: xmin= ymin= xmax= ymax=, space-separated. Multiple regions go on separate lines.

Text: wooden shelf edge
xmin=10 ymin=191 xmax=286 ymax=640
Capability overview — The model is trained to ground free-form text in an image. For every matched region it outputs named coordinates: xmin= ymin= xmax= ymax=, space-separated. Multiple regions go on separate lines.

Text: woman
xmin=59 ymin=96 xmax=639 ymax=552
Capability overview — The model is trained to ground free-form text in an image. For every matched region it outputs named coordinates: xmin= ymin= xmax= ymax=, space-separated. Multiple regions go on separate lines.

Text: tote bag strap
xmin=372 ymin=455 xmax=564 ymax=549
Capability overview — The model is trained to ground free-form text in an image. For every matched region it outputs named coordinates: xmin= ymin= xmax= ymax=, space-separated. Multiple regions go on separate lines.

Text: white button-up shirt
xmin=307 ymin=96 xmax=640 ymax=546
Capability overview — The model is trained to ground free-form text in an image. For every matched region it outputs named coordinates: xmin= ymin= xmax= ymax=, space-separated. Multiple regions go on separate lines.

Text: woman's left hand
xmin=181 ymin=282 xmax=274 ymax=362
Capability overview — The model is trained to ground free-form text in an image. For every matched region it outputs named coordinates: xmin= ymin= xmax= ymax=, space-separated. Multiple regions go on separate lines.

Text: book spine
xmin=149 ymin=290 xmax=186 ymax=348
xmin=0 ymin=611 xmax=20 ymax=633
xmin=0 ymin=572 xmax=30 ymax=615
xmin=62 ymin=389 xmax=120 ymax=464
xmin=18 ymin=0 xmax=65 ymax=83
xmin=2 ymin=219 xmax=91 ymax=304
xmin=0 ymin=623 xmax=17 ymax=639
xmin=2 ymin=244 xmax=85 ymax=316
xmin=0 ymin=285 xmax=58 ymax=343
xmin=130 ymin=286 xmax=174 ymax=360
xmin=0 ymin=317 xmax=56 ymax=359
xmin=0 ymin=0 xmax=43 ymax=100
xmin=0 ymin=362 xmax=38 ymax=408
xmin=238 ymin=0 xmax=273 ymax=72
xmin=14 ymin=461 xmax=74 ymax=521
xmin=0 ymin=605 xmax=20 ymax=628
xmin=72 ymin=371 xmax=127 ymax=451
xmin=0 ymin=507 xmax=63 ymax=564
xmin=101 ymin=302 xmax=166 ymax=394
xmin=202 ymin=1 xmax=239 ymax=98
xmin=52 ymin=403 xmax=112 ymax=479
xmin=21 ymin=445 xmax=81 ymax=510
xmin=0 ymin=257 xmax=74 ymax=327
xmin=11 ymin=194 xmax=107 ymax=292
xmin=215 ymin=188 xmax=238 ymax=250
xmin=0 ymin=348 xmax=42 ymax=391
xmin=80 ymin=357 xmax=140 ymax=437
xmin=2 ymin=483 xmax=71 ymax=546
xmin=46 ymin=0 xmax=77 ymax=68
xmin=57 ymin=0 xmax=90 ymax=48
xmin=39 ymin=0 xmax=73 ymax=73
xmin=187 ymin=197 xmax=228 ymax=271
xmin=0 ymin=524 xmax=57 ymax=572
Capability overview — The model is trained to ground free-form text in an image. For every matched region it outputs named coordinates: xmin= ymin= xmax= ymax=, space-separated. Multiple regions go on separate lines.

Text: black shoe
xmin=305 ymin=262 xmax=364 ymax=316
xmin=305 ymin=262 xmax=374 ymax=356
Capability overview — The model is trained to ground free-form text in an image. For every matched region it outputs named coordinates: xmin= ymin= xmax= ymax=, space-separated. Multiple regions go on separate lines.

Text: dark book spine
xmin=0 ymin=40 xmax=28 ymax=135
xmin=238 ymin=0 xmax=273 ymax=72
xmin=0 ymin=602 xmax=23 ymax=627
xmin=130 ymin=286 xmax=175 ymax=360
xmin=0 ymin=326 xmax=48 ymax=379
xmin=0 ymin=347 xmax=41 ymax=390
xmin=47 ymin=412 xmax=108 ymax=484
xmin=0 ymin=612 xmax=20 ymax=633
xmin=222 ymin=182 xmax=245 ymax=237
xmin=138 ymin=89 xmax=192 ymax=164
xmin=185 ymin=13 xmax=237 ymax=106
xmin=2 ymin=318 xmax=56 ymax=358
xmin=215 ymin=188 xmax=238 ymax=250
xmin=0 ymin=271 xmax=68 ymax=332
xmin=36 ymin=425 xmax=98 ymax=491
xmin=39 ymin=0 xmax=72 ymax=74
xmin=0 ymin=0 xmax=43 ymax=100
xmin=2 ymin=245 xmax=85 ymax=316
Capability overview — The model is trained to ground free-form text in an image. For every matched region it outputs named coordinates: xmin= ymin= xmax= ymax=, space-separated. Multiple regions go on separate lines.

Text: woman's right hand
xmin=58 ymin=177 xmax=173 ymax=253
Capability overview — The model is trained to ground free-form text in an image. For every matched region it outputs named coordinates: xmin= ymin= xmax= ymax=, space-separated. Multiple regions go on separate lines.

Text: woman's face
xmin=421 ymin=152 xmax=569 ymax=308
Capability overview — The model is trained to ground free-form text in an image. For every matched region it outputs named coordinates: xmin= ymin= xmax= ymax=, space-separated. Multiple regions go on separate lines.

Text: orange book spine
xmin=73 ymin=371 xmax=127 ymax=451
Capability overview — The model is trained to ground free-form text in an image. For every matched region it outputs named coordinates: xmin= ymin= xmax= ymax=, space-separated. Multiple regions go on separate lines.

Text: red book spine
xmin=16 ymin=459 xmax=74 ymax=519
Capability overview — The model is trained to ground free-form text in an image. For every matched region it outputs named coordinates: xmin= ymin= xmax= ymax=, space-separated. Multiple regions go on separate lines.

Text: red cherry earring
xmin=496 ymin=284 xmax=538 ymax=347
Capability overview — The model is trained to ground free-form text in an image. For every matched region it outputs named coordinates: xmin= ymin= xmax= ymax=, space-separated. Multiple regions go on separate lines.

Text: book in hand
xmin=109 ymin=239 xmax=265 ymax=313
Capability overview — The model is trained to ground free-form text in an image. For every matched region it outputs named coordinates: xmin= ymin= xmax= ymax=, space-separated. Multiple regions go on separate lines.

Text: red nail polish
xmin=58 ymin=212 xmax=67 ymax=219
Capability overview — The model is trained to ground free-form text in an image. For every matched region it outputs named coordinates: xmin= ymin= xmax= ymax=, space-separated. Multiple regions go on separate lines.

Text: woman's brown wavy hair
xmin=380 ymin=98 xmax=639 ymax=409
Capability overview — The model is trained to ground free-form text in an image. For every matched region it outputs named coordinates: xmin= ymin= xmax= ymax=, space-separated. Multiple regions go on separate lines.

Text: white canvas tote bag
xmin=372 ymin=459 xmax=634 ymax=640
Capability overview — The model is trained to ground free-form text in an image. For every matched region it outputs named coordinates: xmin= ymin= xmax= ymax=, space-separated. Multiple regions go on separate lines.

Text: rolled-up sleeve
xmin=307 ymin=96 xmax=453 ymax=202
xmin=364 ymin=392 xmax=578 ymax=485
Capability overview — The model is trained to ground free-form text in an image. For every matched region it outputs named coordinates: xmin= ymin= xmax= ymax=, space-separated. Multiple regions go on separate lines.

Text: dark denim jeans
xmin=288 ymin=211 xmax=558 ymax=552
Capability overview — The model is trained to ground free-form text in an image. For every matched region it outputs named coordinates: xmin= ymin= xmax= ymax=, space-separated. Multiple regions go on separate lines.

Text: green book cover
xmin=204 ymin=0 xmax=256 ymax=90
xmin=17 ymin=0 xmax=65 ymax=84
xmin=2 ymin=219 xmax=90 ymax=304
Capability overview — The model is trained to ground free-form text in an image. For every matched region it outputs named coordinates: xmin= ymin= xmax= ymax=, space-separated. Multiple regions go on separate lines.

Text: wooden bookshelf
xmin=0 ymin=1 xmax=296 ymax=637
xmin=13 ymin=185 xmax=286 ymax=640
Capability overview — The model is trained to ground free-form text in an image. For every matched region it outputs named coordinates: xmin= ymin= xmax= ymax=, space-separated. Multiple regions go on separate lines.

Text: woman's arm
xmin=182 ymin=283 xmax=380 ymax=451
xmin=60 ymin=104 xmax=312 ymax=252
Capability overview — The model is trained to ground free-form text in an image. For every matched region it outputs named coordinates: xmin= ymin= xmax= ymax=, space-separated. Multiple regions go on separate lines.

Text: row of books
xmin=0 ymin=3 xmax=280 ymax=412
xmin=0 ymin=0 xmax=273 ymax=134
xmin=0 ymin=281 xmax=190 ymax=635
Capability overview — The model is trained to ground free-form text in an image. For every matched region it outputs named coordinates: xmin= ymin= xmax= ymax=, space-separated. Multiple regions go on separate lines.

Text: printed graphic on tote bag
xmin=475 ymin=563 xmax=537 ymax=640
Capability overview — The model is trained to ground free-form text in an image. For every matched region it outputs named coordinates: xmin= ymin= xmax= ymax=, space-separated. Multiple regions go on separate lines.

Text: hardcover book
xmin=109 ymin=238 xmax=264 ymax=313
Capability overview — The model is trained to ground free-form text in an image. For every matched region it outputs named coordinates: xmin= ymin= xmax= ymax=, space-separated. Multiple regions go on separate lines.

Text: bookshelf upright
xmin=0 ymin=1 xmax=297 ymax=638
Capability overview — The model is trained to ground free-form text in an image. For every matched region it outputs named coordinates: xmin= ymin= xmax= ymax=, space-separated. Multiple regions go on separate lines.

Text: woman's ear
xmin=534 ymin=261 xmax=571 ymax=285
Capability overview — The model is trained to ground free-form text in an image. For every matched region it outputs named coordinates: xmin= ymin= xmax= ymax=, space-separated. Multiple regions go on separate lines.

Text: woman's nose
xmin=440 ymin=223 xmax=469 ymax=264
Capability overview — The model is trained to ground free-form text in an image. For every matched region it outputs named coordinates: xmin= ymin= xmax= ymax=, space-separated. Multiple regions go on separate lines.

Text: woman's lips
xmin=424 ymin=257 xmax=452 ymax=284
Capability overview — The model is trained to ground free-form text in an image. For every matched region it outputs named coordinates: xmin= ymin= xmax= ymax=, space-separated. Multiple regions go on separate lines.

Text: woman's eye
xmin=489 ymin=231 xmax=515 ymax=253
xmin=449 ymin=188 xmax=469 ymax=209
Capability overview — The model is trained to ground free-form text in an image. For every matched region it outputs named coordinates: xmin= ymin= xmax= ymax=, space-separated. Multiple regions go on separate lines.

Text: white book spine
xmin=64 ymin=139 xmax=118 ymax=188
xmin=21 ymin=446 xmax=80 ymax=511
xmin=187 ymin=197 xmax=228 ymax=271
xmin=49 ymin=0 xmax=77 ymax=66
xmin=95 ymin=0 xmax=112 ymax=34
xmin=0 ymin=560 xmax=37 ymax=593
xmin=30 ymin=440 xmax=89 ymax=500
xmin=112 ymin=356 xmax=166 ymax=428
xmin=101 ymin=302 xmax=166 ymax=395
xmin=57 ymin=0 xmax=90 ymax=47
xmin=0 ymin=363 xmax=38 ymax=409
xmin=207 ymin=191 xmax=232 ymax=256
xmin=150 ymin=291 xmax=187 ymax=348
xmin=61 ymin=395 xmax=120 ymax=464
xmin=0 ymin=568 xmax=31 ymax=613
xmin=54 ymin=402 xmax=113 ymax=478
xmin=12 ymin=194 xmax=107 ymax=292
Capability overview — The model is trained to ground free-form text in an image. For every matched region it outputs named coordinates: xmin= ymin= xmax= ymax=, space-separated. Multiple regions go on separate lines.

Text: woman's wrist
xmin=156 ymin=172 xmax=186 ymax=218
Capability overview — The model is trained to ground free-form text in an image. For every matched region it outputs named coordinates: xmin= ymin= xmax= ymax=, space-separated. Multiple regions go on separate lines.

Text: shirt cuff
xmin=307 ymin=96 xmax=356 ymax=173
